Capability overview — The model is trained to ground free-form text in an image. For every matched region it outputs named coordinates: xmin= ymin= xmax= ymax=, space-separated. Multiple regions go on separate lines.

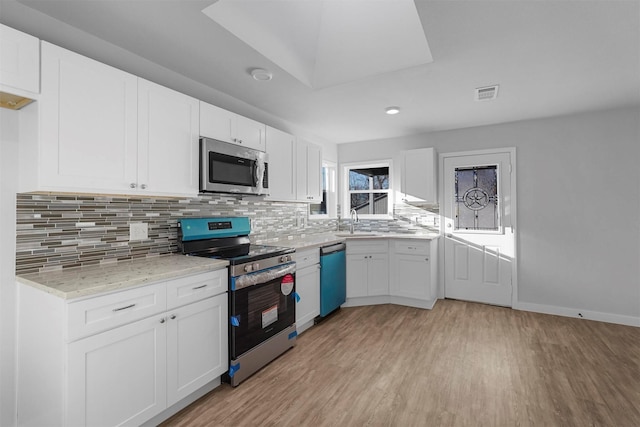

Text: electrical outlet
xmin=129 ymin=222 xmax=148 ymax=241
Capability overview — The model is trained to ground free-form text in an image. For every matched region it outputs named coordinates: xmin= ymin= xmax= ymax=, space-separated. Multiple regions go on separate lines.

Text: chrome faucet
xmin=349 ymin=208 xmax=358 ymax=234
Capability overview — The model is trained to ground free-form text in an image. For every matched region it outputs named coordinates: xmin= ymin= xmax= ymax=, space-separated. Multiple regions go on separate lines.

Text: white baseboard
xmin=343 ymin=296 xmax=436 ymax=310
xmin=515 ymin=301 xmax=640 ymax=327
xmin=141 ymin=378 xmax=221 ymax=427
xmin=296 ymin=319 xmax=315 ymax=335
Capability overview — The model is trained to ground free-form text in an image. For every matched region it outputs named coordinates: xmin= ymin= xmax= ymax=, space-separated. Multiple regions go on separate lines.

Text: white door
xmin=442 ymin=150 xmax=516 ymax=307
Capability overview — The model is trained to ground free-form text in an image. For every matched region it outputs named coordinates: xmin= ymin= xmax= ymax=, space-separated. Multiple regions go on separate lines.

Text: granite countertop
xmin=16 ymin=254 xmax=229 ymax=300
xmin=280 ymin=231 xmax=440 ymax=251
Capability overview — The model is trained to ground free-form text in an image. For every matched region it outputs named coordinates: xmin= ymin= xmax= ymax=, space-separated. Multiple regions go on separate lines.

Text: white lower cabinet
xmin=345 ymin=238 xmax=439 ymax=309
xmin=389 ymin=240 xmax=437 ymax=301
xmin=67 ymin=313 xmax=168 ymax=427
xmin=346 ymin=240 xmax=389 ymax=298
xmin=167 ymin=294 xmax=227 ymax=405
xmin=17 ymin=269 xmax=228 ymax=427
xmin=295 ymin=248 xmax=320 ymax=334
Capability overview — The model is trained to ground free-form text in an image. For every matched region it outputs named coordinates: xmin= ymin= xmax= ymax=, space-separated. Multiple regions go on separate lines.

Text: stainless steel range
xmin=177 ymin=217 xmax=297 ymax=387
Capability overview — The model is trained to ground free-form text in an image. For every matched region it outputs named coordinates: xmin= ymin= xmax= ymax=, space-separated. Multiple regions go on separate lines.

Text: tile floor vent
xmin=475 ymin=85 xmax=499 ymax=101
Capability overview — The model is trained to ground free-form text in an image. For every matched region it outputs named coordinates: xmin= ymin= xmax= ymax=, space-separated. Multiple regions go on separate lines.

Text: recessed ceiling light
xmin=250 ymin=68 xmax=273 ymax=81
xmin=385 ymin=106 xmax=400 ymax=115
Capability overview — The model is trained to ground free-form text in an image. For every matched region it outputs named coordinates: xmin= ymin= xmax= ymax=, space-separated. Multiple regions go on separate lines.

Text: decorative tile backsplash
xmin=15 ymin=193 xmax=438 ymax=274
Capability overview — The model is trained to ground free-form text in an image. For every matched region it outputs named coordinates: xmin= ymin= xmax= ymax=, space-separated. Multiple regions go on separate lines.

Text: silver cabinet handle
xmin=160 ymin=318 xmax=166 ymax=324
xmin=193 ymin=284 xmax=207 ymax=290
xmin=130 ymin=183 xmax=137 ymax=188
xmin=170 ymin=315 xmax=176 ymax=320
xmin=113 ymin=303 xmax=136 ymax=312
xmin=140 ymin=184 xmax=147 ymax=189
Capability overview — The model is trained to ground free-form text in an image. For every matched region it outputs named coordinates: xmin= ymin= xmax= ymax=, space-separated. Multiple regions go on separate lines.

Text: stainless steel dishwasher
xmin=319 ymin=242 xmax=346 ymax=317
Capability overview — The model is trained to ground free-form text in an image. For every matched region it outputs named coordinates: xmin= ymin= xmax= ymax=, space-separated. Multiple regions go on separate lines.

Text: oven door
xmin=229 ymin=264 xmax=296 ymax=359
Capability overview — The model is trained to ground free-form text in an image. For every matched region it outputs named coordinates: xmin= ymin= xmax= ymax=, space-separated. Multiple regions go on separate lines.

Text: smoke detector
xmin=475 ymin=85 xmax=499 ymax=101
xmin=250 ymin=68 xmax=273 ymax=81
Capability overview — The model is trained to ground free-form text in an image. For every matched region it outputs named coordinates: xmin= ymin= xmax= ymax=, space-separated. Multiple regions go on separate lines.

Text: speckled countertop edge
xmin=278 ymin=232 xmax=441 ymax=250
xmin=16 ymin=254 xmax=229 ymax=300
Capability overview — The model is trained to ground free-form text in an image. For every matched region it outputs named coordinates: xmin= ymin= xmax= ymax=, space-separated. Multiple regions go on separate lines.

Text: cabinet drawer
xmin=391 ymin=240 xmax=430 ymax=255
xmin=296 ymin=248 xmax=320 ymax=269
xmin=166 ymin=269 xmax=227 ymax=310
xmin=67 ymin=284 xmax=166 ymax=342
xmin=346 ymin=240 xmax=388 ymax=255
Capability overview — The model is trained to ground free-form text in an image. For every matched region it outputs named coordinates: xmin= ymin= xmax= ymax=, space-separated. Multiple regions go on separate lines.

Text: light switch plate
xmin=129 ymin=222 xmax=148 ymax=241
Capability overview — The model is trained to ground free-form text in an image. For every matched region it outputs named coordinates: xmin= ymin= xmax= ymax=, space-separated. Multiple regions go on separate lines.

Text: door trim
xmin=438 ymin=148 xmax=518 ymax=308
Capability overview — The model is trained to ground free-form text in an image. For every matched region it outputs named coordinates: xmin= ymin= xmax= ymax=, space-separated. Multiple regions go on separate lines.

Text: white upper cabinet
xmin=265 ymin=126 xmax=297 ymax=201
xmin=266 ymin=131 xmax=323 ymax=203
xmin=0 ymin=24 xmax=39 ymax=97
xmin=35 ymin=42 xmax=139 ymax=194
xmin=235 ymin=115 xmax=266 ymax=152
xmin=138 ymin=78 xmax=199 ymax=196
xmin=296 ymin=139 xmax=322 ymax=202
xmin=21 ymin=42 xmax=199 ymax=197
xmin=401 ymin=147 xmax=437 ymax=204
xmin=199 ymin=102 xmax=233 ymax=143
xmin=200 ymin=101 xmax=265 ymax=151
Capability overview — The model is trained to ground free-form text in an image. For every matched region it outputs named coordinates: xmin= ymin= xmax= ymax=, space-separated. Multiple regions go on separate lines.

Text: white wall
xmin=0 ymin=108 xmax=19 ymax=426
xmin=339 ymin=107 xmax=640 ymax=324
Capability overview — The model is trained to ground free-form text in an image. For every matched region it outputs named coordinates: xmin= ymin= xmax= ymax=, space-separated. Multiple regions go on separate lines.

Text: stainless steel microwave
xmin=200 ymin=137 xmax=269 ymax=195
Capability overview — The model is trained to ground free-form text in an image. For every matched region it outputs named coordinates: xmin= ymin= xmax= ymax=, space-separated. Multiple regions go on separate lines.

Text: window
xmin=310 ymin=161 xmax=337 ymax=218
xmin=342 ymin=161 xmax=392 ymax=218
xmin=454 ymin=165 xmax=498 ymax=231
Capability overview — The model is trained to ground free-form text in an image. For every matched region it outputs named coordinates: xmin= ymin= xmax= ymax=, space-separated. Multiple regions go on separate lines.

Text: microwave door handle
xmin=253 ymin=162 xmax=259 ymax=187
xmin=254 ymin=161 xmax=265 ymax=190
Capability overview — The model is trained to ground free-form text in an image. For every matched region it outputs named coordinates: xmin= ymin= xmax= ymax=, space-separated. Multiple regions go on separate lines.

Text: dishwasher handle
xmin=321 ymin=242 xmax=346 ymax=255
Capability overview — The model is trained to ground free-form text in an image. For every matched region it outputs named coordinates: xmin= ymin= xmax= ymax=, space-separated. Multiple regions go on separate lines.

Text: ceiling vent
xmin=475 ymin=85 xmax=499 ymax=101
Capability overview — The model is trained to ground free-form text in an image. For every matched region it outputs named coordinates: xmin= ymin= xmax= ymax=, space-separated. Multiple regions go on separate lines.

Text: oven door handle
xmin=232 ymin=263 xmax=296 ymax=291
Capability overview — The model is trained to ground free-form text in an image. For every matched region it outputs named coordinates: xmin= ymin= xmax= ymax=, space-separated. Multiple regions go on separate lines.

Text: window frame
xmin=341 ymin=160 xmax=393 ymax=219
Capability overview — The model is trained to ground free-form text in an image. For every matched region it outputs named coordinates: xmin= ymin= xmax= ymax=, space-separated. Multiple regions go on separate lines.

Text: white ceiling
xmin=202 ymin=0 xmax=433 ymax=89
xmin=1 ymin=0 xmax=639 ymax=144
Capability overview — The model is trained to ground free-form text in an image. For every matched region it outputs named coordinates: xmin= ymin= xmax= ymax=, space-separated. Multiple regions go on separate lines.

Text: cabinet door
xmin=295 ymin=140 xmax=323 ymax=202
xmin=67 ymin=313 xmax=167 ymax=427
xmin=402 ymin=147 xmax=437 ymax=203
xmin=166 ymin=293 xmax=228 ymax=406
xmin=265 ymin=126 xmax=296 ymax=201
xmin=367 ymin=254 xmax=389 ymax=296
xmin=0 ymin=24 xmax=39 ymax=95
xmin=40 ymin=42 xmax=138 ymax=192
xmin=199 ymin=101 xmax=233 ymax=143
xmin=346 ymin=255 xmax=368 ymax=298
xmin=138 ymin=79 xmax=199 ymax=196
xmin=392 ymin=254 xmax=430 ymax=300
xmin=235 ymin=115 xmax=266 ymax=151
xmin=296 ymin=264 xmax=320 ymax=326
xmin=306 ymin=142 xmax=323 ymax=202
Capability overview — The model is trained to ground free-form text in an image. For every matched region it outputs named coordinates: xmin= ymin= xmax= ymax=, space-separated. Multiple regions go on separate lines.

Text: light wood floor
xmin=162 ymin=300 xmax=640 ymax=427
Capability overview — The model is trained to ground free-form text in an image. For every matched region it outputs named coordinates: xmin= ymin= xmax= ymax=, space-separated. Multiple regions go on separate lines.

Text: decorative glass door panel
xmin=454 ymin=166 xmax=498 ymax=232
